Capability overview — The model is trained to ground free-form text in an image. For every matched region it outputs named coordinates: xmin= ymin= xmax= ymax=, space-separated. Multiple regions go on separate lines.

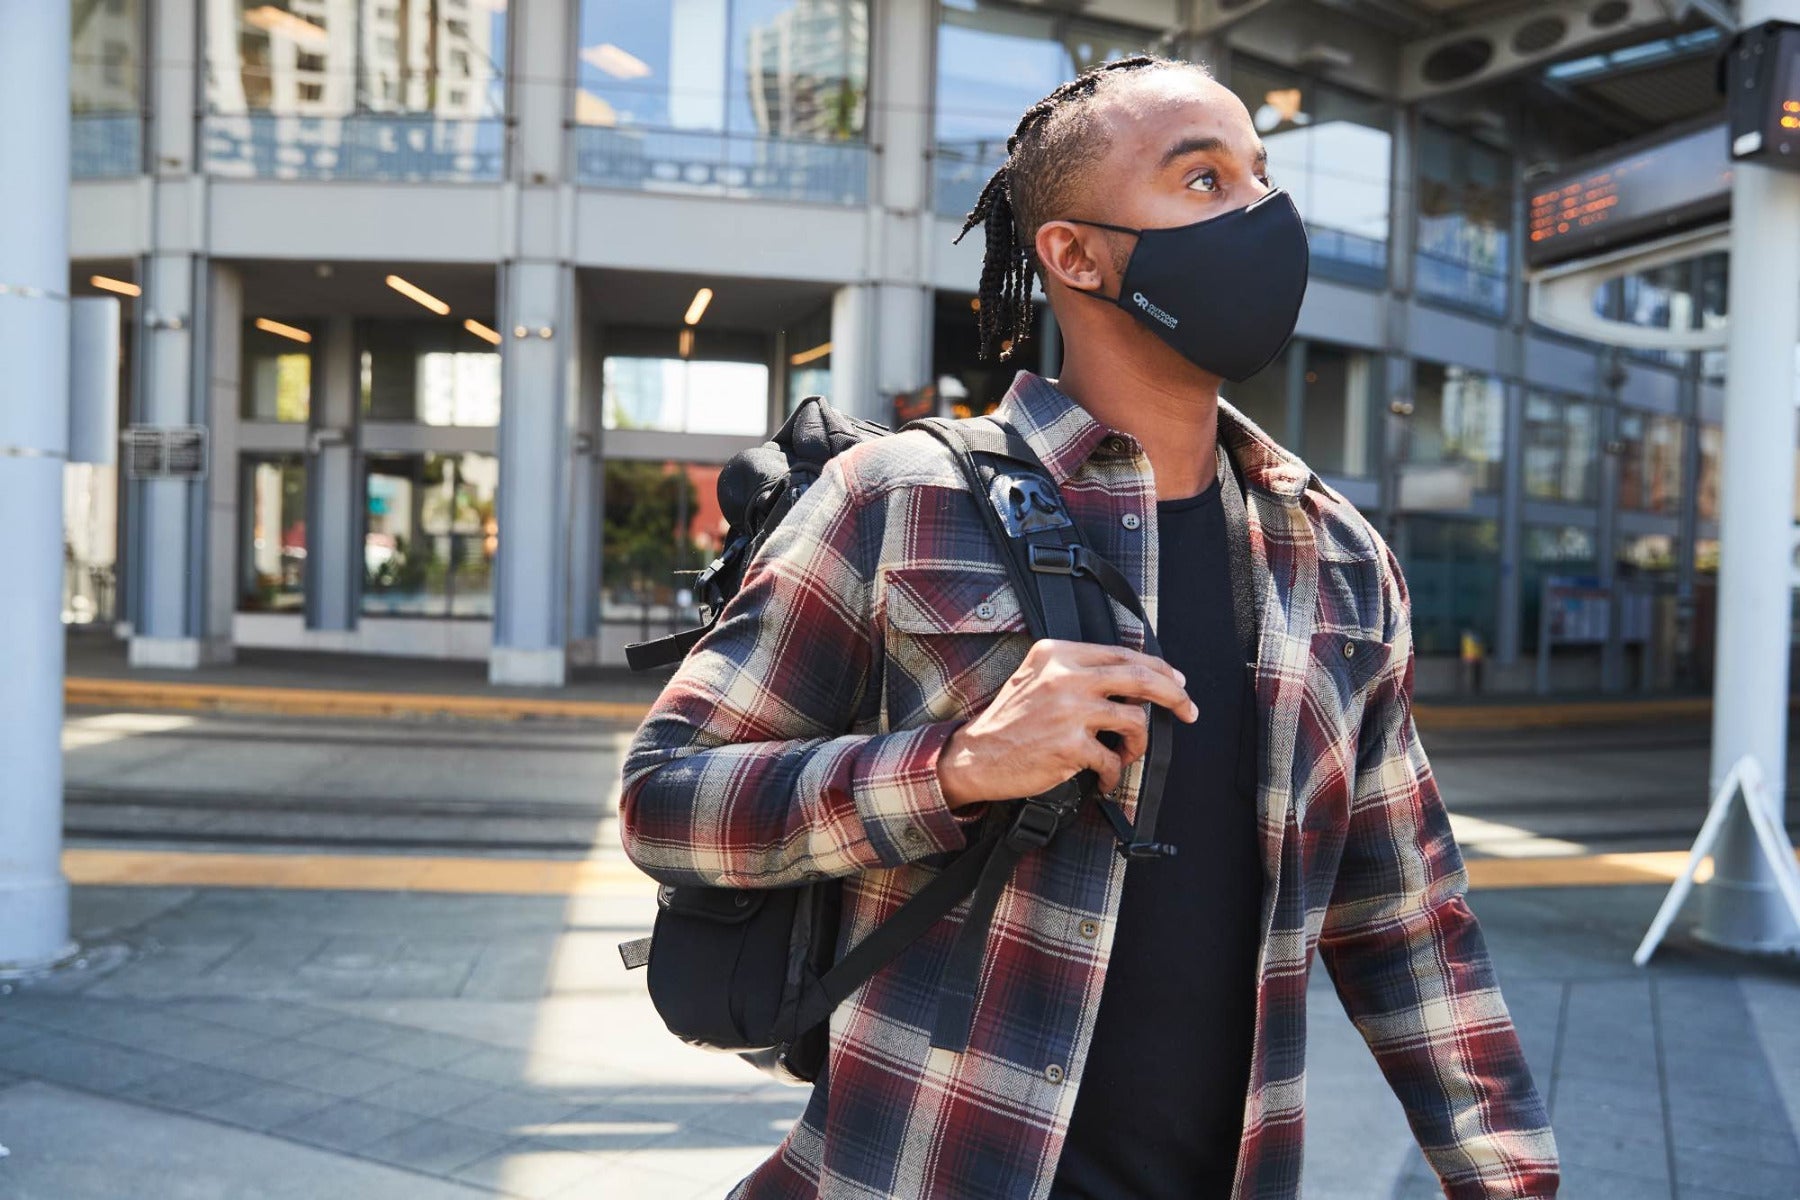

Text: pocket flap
xmin=657 ymin=884 xmax=769 ymax=925
xmin=884 ymin=564 xmax=1027 ymax=635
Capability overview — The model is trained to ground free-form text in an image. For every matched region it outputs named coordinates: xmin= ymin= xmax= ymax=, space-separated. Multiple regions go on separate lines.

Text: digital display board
xmin=1525 ymin=122 xmax=1732 ymax=269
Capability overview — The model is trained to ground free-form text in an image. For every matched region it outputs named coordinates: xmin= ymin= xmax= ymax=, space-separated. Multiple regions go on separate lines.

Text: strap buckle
xmin=1027 ymin=543 xmax=1090 ymax=577
xmin=1005 ymin=799 xmax=1066 ymax=851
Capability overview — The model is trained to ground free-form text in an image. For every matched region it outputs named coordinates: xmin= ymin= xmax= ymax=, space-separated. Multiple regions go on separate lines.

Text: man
xmin=620 ymin=55 xmax=1559 ymax=1200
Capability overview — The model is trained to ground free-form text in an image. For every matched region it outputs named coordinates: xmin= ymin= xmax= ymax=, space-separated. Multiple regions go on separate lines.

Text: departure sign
xmin=1526 ymin=121 xmax=1732 ymax=269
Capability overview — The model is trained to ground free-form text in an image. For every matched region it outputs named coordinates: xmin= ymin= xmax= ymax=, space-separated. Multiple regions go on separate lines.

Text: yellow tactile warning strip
xmin=64 ymin=678 xmax=649 ymax=724
xmin=63 ymin=847 xmax=1791 ymax=896
xmin=65 ymin=676 xmax=1742 ymax=733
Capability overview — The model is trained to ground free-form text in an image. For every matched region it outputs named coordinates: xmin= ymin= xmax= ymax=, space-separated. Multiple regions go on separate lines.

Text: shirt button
xmin=975 ymin=601 xmax=995 ymax=620
xmin=1044 ymin=1063 xmax=1066 ymax=1084
xmin=1343 ymin=641 xmax=1356 ymax=659
xmin=1121 ymin=513 xmax=1141 ymax=530
xmin=1105 ymin=436 xmax=1127 ymax=454
xmin=1078 ymin=919 xmax=1099 ymax=939
xmin=903 ymin=825 xmax=924 ymax=843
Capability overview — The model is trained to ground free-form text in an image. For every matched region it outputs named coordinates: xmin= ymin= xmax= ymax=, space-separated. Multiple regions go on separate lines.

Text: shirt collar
xmin=989 ymin=369 xmax=1316 ymax=503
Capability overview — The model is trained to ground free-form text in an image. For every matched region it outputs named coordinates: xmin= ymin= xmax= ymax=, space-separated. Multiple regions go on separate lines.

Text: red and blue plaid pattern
xmin=620 ymin=370 xmax=1559 ymax=1199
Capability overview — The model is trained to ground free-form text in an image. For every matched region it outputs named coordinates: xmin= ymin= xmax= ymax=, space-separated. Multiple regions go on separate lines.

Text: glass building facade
xmin=63 ymin=0 xmax=1753 ymax=692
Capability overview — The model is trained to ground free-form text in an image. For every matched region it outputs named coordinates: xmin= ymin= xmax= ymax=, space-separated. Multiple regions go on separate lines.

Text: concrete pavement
xmin=8 ymin=690 xmax=1797 ymax=1197
xmin=1 ymin=871 xmax=1797 ymax=1199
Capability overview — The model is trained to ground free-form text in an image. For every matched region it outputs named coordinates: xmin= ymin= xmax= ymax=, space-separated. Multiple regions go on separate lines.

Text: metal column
xmin=1698 ymin=0 xmax=1800 ymax=953
xmin=0 ymin=0 xmax=75 ymax=970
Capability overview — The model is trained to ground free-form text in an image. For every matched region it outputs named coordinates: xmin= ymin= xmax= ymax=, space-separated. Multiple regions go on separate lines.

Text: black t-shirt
xmin=1050 ymin=476 xmax=1264 ymax=1200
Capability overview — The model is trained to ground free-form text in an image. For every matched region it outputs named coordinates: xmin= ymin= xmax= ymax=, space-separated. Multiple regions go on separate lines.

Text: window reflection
xmin=362 ymin=321 xmax=501 ymax=426
xmin=1521 ymin=525 xmax=1598 ymax=652
xmin=204 ymin=1 xmax=509 ymax=181
xmin=575 ymin=0 xmax=867 ymax=138
xmin=208 ymin=0 xmax=508 ymax=117
xmin=602 ymin=460 xmax=728 ymax=632
xmin=603 ymin=357 xmax=770 ymax=435
xmin=1616 ymin=410 xmax=1684 ymax=515
xmin=1697 ymin=423 xmax=1721 ymax=523
xmin=932 ymin=2 xmax=1165 ymax=217
xmin=1417 ymin=122 xmax=1512 ymax=315
xmin=1300 ymin=344 xmax=1374 ymax=477
xmin=1399 ymin=516 xmax=1499 ymax=655
xmin=1410 ymin=362 xmax=1505 ymax=492
xmin=72 ymin=0 xmax=144 ymax=177
xmin=240 ymin=456 xmax=308 ymax=612
xmin=243 ymin=320 xmax=316 ymax=422
xmin=363 ymin=452 xmax=498 ymax=618
xmin=1522 ymin=391 xmax=1598 ymax=504
xmin=1228 ymin=59 xmax=1391 ymax=284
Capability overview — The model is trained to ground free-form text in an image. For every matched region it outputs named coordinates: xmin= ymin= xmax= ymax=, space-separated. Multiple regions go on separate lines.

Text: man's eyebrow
xmin=1157 ymin=136 xmax=1268 ymax=170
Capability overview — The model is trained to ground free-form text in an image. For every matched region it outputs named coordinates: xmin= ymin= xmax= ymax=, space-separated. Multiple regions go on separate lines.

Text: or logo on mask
xmin=1132 ymin=292 xmax=1179 ymax=330
xmin=1066 ymin=189 xmax=1310 ymax=383
xmin=989 ymin=472 xmax=1071 ymax=536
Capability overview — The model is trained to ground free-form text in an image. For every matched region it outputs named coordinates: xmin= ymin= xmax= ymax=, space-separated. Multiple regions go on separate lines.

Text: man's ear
xmin=1035 ymin=220 xmax=1113 ymax=296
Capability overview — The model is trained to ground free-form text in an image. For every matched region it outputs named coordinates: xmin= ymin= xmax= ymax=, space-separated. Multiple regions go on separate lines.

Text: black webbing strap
xmin=624 ymin=621 xmax=712 ymax=671
xmin=1215 ymin=441 xmax=1258 ymax=662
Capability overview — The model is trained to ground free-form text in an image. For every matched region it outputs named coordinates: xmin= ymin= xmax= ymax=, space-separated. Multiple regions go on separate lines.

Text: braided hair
xmin=955 ymin=53 xmax=1209 ymax=361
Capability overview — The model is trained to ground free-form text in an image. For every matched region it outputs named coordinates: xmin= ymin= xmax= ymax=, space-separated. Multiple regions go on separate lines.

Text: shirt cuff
xmin=850 ymin=719 xmax=972 ymax=866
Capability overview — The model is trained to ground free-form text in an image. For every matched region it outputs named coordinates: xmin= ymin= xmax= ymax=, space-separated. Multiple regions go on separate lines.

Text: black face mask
xmin=1066 ymin=188 xmax=1310 ymax=382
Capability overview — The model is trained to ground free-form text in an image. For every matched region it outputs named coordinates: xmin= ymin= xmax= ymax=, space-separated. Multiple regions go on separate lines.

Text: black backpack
xmin=617 ymin=395 xmax=1218 ymax=1084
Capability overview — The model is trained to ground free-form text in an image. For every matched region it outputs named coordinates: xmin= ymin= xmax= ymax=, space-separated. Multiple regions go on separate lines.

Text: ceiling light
xmin=684 ymin=287 xmax=713 ymax=326
xmin=581 ymin=43 xmax=653 ymax=80
xmin=254 ymin=318 xmax=312 ymax=344
xmin=90 ymin=274 xmax=140 ymax=298
xmin=385 ymin=274 xmax=450 ymax=315
xmin=789 ymin=341 xmax=832 ymax=366
xmin=242 ymin=5 xmax=329 ymax=51
xmin=678 ymin=328 xmax=694 ymax=359
xmin=463 ymin=318 xmax=501 ymax=346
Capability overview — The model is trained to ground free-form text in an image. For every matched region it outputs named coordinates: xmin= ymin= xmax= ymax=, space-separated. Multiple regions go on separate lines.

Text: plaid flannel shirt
xmin=620 ymin=370 xmax=1559 ymax=1200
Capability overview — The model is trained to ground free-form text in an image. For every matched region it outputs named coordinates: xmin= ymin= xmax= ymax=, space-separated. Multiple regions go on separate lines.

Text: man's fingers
xmin=1043 ymin=639 xmax=1184 ymax=682
xmin=1089 ymin=700 xmax=1150 ymax=765
xmin=1087 ymin=663 xmax=1198 ymax=722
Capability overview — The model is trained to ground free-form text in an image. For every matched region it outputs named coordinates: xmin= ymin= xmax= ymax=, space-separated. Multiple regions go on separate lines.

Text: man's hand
xmin=935 ymin=639 xmax=1198 ymax=810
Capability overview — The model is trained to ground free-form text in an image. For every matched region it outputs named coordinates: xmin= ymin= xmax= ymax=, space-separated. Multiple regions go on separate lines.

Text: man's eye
xmin=1187 ymin=170 xmax=1219 ymax=193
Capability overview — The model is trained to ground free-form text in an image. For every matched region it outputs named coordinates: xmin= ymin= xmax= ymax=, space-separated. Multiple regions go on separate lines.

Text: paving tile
xmin=117 ymin=1063 xmax=261 ymax=1113
xmin=203 ymin=1039 xmax=349 ymax=1084
xmin=439 ymin=1044 xmax=535 ymax=1088
xmin=184 ymin=1079 xmax=340 ymax=1132
xmin=0 ymin=1029 xmax=180 ymax=1095
xmin=440 ymin=1088 xmax=589 ymax=1138
xmin=451 ymin=1139 xmax=611 ymax=1200
xmin=359 ymin=1071 xmax=499 ymax=1119
xmin=1673 ymin=1145 xmax=1800 ymax=1199
xmin=358 ymin=1117 xmax=518 ymax=1177
xmin=297 ymin=1016 xmax=414 ymax=1055
xmin=272 ymin=1098 xmax=423 ymax=1154
xmin=280 ymin=1052 xmax=419 ymax=1099
xmin=166 ymin=999 xmax=338 ymax=1038
xmin=363 ymin=1029 xmax=486 ymax=1071
xmin=1555 ymin=1161 xmax=1675 ymax=1200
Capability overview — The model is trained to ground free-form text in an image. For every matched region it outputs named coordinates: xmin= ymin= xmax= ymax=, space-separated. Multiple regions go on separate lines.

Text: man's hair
xmin=956 ymin=53 xmax=1213 ymax=362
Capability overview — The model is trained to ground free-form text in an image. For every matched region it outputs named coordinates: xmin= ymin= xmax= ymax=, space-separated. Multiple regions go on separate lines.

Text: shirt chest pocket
xmin=881 ymin=563 xmax=1031 ymax=730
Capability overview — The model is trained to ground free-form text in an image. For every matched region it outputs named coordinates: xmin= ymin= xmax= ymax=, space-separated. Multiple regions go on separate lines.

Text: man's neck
xmin=1053 ymin=347 xmax=1222 ymax=503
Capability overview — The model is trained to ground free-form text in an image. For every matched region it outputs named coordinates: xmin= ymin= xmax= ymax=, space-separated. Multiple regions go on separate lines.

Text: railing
xmin=932 ymin=139 xmax=1009 ymax=220
xmin=202 ymin=114 xmax=506 ymax=183
xmin=72 ymin=112 xmax=141 ymax=179
xmin=1415 ymin=247 xmax=1509 ymax=315
xmin=573 ymin=126 xmax=868 ymax=206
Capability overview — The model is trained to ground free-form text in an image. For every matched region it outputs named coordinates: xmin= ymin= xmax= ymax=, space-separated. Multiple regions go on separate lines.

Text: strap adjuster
xmin=1027 ymin=543 xmax=1090 ymax=576
xmin=1006 ymin=800 xmax=1065 ymax=850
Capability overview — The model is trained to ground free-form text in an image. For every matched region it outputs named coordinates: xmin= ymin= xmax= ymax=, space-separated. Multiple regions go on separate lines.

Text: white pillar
xmin=0 ymin=0 xmax=75 ymax=970
xmin=1698 ymin=0 xmax=1800 ymax=953
xmin=491 ymin=262 xmax=578 ymax=686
